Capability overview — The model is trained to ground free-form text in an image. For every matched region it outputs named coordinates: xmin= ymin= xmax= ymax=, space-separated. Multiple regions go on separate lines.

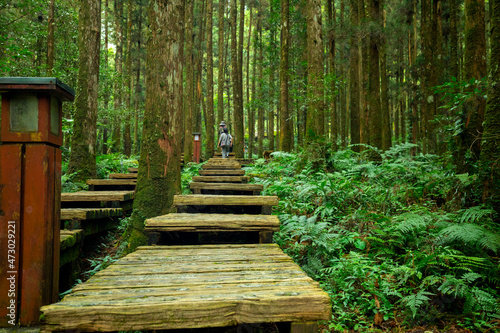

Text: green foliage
xmin=96 ymin=154 xmax=138 ymax=179
xmin=246 ymin=145 xmax=500 ymax=331
xmin=181 ymin=162 xmax=204 ymax=194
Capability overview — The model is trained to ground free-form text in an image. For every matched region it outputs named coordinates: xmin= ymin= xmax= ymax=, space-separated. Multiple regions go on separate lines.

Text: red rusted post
xmin=193 ymin=132 xmax=201 ymax=163
xmin=0 ymin=78 xmax=74 ymax=327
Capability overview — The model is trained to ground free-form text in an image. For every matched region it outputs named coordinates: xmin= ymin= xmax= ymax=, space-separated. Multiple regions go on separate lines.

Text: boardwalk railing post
xmin=192 ymin=132 xmax=201 ymax=163
xmin=0 ymin=77 xmax=75 ymax=327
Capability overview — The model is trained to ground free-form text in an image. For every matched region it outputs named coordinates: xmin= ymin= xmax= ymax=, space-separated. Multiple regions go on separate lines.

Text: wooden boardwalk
xmin=42 ymin=156 xmax=331 ymax=332
xmin=40 ymin=244 xmax=330 ymax=332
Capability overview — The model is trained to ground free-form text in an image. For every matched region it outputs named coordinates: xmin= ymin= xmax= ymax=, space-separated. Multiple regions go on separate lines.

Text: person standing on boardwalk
xmin=218 ymin=126 xmax=233 ymax=158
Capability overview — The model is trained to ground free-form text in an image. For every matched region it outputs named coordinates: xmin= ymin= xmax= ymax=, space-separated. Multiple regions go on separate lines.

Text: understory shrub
xmin=245 ymin=144 xmax=500 ymax=332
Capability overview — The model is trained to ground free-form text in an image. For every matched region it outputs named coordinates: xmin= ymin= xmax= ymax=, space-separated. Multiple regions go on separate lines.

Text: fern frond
xmin=394 ymin=212 xmax=430 ymax=233
xmin=402 ymin=290 xmax=435 ymax=318
xmin=459 ymin=206 xmax=495 ymax=224
xmin=438 ymin=223 xmax=500 ymax=254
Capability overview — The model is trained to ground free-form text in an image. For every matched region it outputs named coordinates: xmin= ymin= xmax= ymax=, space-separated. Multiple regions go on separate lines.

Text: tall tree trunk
xmin=234 ymin=0 xmax=244 ymax=158
xmin=133 ymin=2 xmax=143 ymax=155
xmin=184 ymin=0 xmax=195 ymax=162
xmin=409 ymin=0 xmax=418 ymax=154
xmin=257 ymin=7 xmax=264 ymax=157
xmin=479 ymin=0 xmax=500 ymax=211
xmin=268 ymin=0 xmax=278 ymax=151
xmin=68 ymin=0 xmax=101 ymax=182
xmin=449 ymin=0 xmax=459 ymax=80
xmin=280 ymin=0 xmax=292 ymax=152
xmin=306 ymin=0 xmax=324 ymax=141
xmin=128 ymin=0 xmax=184 ymax=253
xmin=380 ymin=4 xmax=390 ymax=151
xmin=367 ymin=0 xmax=381 ymax=155
xmin=206 ymin=0 xmax=215 ymax=158
xmin=327 ymin=0 xmax=337 ymax=148
xmin=102 ymin=0 xmax=110 ymax=154
xmin=457 ymin=0 xmax=487 ymax=172
xmin=246 ymin=7 xmax=253 ymax=157
xmin=113 ymin=0 xmax=123 ymax=153
xmin=340 ymin=0 xmax=347 ymax=147
xmin=218 ymin=0 xmax=225 ymax=127
xmin=359 ymin=0 xmax=369 ymax=145
xmin=249 ymin=15 xmax=257 ymax=158
xmin=349 ymin=0 xmax=360 ymax=150
xmin=47 ymin=0 xmax=55 ymax=75
xmin=195 ymin=0 xmax=207 ymax=135
xmin=123 ymin=0 xmax=133 ymax=156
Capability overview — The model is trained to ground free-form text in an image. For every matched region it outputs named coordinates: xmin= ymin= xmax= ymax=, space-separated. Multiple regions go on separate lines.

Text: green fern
xmin=401 ymin=290 xmax=435 ymax=318
xmin=458 ymin=206 xmax=495 ymax=224
xmin=438 ymin=223 xmax=500 ymax=254
xmin=394 ymin=212 xmax=431 ymax=233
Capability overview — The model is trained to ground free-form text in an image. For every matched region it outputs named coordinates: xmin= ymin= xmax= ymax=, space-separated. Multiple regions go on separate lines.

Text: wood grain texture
xmin=40 ymin=244 xmax=331 ymax=332
xmin=198 ymin=169 xmax=246 ymax=176
xmin=108 ymin=173 xmax=138 ymax=179
xmin=61 ymin=191 xmax=135 ymax=202
xmin=60 ymin=229 xmax=84 ymax=250
xmin=144 ymin=213 xmax=279 ymax=232
xmin=86 ymin=179 xmax=137 ymax=185
xmin=190 ymin=182 xmax=262 ymax=191
xmin=192 ymin=176 xmax=249 ymax=183
xmin=60 ymin=208 xmax=123 ymax=220
xmin=173 ymin=195 xmax=278 ymax=207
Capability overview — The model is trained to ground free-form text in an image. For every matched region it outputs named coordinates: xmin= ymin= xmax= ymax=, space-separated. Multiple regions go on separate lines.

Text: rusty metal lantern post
xmin=192 ymin=132 xmax=201 ymax=163
xmin=0 ymin=78 xmax=75 ymax=327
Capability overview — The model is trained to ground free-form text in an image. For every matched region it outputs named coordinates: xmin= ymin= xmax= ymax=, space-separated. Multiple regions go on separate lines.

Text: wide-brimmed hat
xmin=220 ymin=121 xmax=226 ymax=126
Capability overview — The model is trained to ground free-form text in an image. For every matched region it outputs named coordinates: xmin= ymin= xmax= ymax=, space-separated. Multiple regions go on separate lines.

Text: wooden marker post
xmin=193 ymin=132 xmax=201 ymax=163
xmin=0 ymin=78 xmax=75 ymax=327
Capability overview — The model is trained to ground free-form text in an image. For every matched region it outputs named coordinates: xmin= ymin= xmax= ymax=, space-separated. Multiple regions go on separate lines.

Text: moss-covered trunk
xmin=479 ymin=0 xmax=500 ymax=213
xmin=126 ymin=0 xmax=184 ymax=253
xmin=206 ymin=0 xmax=215 ymax=159
xmin=349 ymin=0 xmax=360 ymax=150
xmin=67 ymin=0 xmax=101 ymax=183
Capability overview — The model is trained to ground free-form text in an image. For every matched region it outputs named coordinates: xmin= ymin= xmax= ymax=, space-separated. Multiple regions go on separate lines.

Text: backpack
xmin=220 ymin=133 xmax=229 ymax=148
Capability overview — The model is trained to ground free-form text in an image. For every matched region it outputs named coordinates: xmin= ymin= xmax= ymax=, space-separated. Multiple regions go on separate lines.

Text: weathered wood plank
xmin=198 ymin=169 xmax=246 ymax=176
xmin=86 ymin=179 xmax=137 ymax=186
xmin=192 ymin=176 xmax=249 ymax=183
xmin=144 ymin=213 xmax=279 ymax=232
xmin=127 ymin=167 xmax=138 ymax=173
xmin=173 ymin=195 xmax=278 ymax=207
xmin=61 ymin=191 xmax=134 ymax=202
xmin=59 ymin=229 xmax=84 ymax=251
xmin=60 ymin=208 xmax=123 ymax=220
xmin=108 ymin=173 xmax=138 ymax=179
xmin=40 ymin=244 xmax=331 ymax=332
xmin=189 ymin=182 xmax=263 ymax=194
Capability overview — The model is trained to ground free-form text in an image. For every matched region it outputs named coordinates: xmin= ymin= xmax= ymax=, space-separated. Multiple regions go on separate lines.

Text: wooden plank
xmin=40 ymin=244 xmax=331 ymax=332
xmin=109 ymin=173 xmax=138 ymax=179
xmin=86 ymin=179 xmax=137 ymax=186
xmin=127 ymin=167 xmax=138 ymax=173
xmin=198 ymin=169 xmax=246 ymax=176
xmin=145 ymin=213 xmax=279 ymax=232
xmin=174 ymin=195 xmax=278 ymax=207
xmin=59 ymin=230 xmax=84 ymax=250
xmin=189 ymin=184 xmax=262 ymax=195
xmin=61 ymin=191 xmax=134 ymax=202
xmin=201 ymin=165 xmax=243 ymax=170
xmin=192 ymin=176 xmax=249 ymax=183
xmin=60 ymin=208 xmax=123 ymax=220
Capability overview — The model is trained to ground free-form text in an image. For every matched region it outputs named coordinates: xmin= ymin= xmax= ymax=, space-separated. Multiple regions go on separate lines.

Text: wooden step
xmin=109 ymin=173 xmax=138 ymax=179
xmin=60 ymin=229 xmax=84 ymax=267
xmin=192 ymin=176 xmax=249 ymax=183
xmin=127 ymin=167 xmax=138 ymax=173
xmin=40 ymin=244 xmax=331 ymax=332
xmin=60 ymin=207 xmax=123 ymax=220
xmin=190 ymin=182 xmax=263 ymax=195
xmin=145 ymin=213 xmax=279 ymax=232
xmin=174 ymin=194 xmax=278 ymax=214
xmin=198 ymin=169 xmax=245 ymax=176
xmin=86 ymin=179 xmax=137 ymax=191
xmin=201 ymin=163 xmax=242 ymax=170
xmin=61 ymin=191 xmax=134 ymax=211
xmin=60 ymin=208 xmax=123 ymax=236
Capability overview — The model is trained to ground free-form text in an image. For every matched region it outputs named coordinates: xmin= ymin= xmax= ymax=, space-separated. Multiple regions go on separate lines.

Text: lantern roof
xmin=0 ymin=77 xmax=75 ymax=102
